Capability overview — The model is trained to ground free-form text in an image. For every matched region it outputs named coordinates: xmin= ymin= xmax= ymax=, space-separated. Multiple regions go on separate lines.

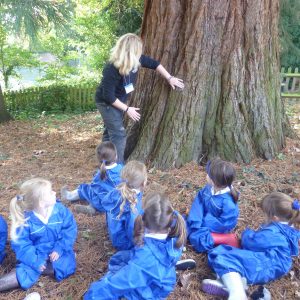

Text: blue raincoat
xmin=102 ymin=189 xmax=143 ymax=250
xmin=187 ymin=184 xmax=239 ymax=252
xmin=208 ymin=222 xmax=300 ymax=284
xmin=78 ymin=163 xmax=123 ymax=212
xmin=11 ymin=201 xmax=77 ymax=290
xmin=84 ymin=236 xmax=183 ymax=299
xmin=0 ymin=215 xmax=7 ymax=264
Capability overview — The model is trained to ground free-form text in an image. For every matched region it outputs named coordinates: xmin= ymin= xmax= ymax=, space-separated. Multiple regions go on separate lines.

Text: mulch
xmin=0 ymin=104 xmax=299 ymax=300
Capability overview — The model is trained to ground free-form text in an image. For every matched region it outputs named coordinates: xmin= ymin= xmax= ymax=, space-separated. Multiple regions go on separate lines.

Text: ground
xmin=0 ymin=100 xmax=299 ymax=300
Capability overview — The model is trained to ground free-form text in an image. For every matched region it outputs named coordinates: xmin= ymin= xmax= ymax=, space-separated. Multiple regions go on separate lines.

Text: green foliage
xmin=280 ymin=0 xmax=300 ymax=67
xmin=0 ymin=0 xmax=74 ymax=41
xmin=74 ymin=0 xmax=143 ymax=71
xmin=0 ymin=25 xmax=39 ymax=88
xmin=4 ymin=84 xmax=97 ymax=118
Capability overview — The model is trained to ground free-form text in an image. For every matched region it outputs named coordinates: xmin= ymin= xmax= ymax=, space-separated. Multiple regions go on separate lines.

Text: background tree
xmin=0 ymin=0 xmax=73 ymax=122
xmin=126 ymin=0 xmax=287 ymax=168
xmin=280 ymin=0 xmax=300 ymax=68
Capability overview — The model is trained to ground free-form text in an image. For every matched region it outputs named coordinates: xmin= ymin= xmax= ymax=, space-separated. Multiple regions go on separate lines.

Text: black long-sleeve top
xmin=95 ymin=55 xmax=160 ymax=104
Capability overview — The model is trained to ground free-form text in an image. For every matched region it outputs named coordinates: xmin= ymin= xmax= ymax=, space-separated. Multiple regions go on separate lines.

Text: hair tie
xmin=173 ymin=210 xmax=179 ymax=217
xmin=102 ymin=160 xmax=106 ymax=164
xmin=292 ymin=199 xmax=300 ymax=211
xmin=205 ymin=160 xmax=211 ymax=177
xmin=16 ymin=195 xmax=24 ymax=201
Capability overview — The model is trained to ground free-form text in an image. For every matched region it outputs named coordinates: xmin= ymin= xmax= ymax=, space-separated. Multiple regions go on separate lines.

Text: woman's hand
xmin=126 ymin=107 xmax=141 ymax=122
xmin=169 ymin=76 xmax=184 ymax=90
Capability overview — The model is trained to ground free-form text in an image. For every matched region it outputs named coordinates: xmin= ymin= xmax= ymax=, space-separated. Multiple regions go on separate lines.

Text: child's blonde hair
xmin=117 ymin=160 xmax=147 ymax=217
xmin=109 ymin=33 xmax=143 ymax=75
xmin=134 ymin=191 xmax=187 ymax=248
xmin=10 ymin=178 xmax=52 ymax=241
xmin=261 ymin=192 xmax=300 ymax=226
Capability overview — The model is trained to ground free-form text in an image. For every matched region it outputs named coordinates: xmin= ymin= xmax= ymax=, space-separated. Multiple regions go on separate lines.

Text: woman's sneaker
xmin=202 ymin=278 xmax=229 ymax=297
xmin=175 ymin=259 xmax=196 ymax=271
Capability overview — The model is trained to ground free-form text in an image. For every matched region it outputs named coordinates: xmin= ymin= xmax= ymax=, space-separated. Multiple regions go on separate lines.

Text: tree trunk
xmin=125 ymin=0 xmax=287 ymax=169
xmin=0 ymin=85 xmax=12 ymax=122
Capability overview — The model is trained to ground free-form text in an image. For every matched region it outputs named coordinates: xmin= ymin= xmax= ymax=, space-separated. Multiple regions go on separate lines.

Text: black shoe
xmin=175 ymin=259 xmax=196 ymax=271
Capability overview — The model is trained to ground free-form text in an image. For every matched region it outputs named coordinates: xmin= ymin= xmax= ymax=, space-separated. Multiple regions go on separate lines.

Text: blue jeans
xmin=96 ymin=102 xmax=126 ymax=163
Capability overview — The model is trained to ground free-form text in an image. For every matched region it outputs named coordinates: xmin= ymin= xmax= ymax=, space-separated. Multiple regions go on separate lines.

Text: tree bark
xmin=125 ymin=0 xmax=287 ymax=169
xmin=0 ymin=85 xmax=12 ymax=122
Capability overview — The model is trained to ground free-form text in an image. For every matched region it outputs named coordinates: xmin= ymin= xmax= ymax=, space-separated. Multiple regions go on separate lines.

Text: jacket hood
xmin=273 ymin=222 xmax=300 ymax=256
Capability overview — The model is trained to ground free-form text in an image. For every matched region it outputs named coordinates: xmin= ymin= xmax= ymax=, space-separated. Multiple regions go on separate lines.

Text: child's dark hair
xmin=134 ymin=192 xmax=186 ymax=248
xmin=206 ymin=158 xmax=239 ymax=203
xmin=261 ymin=192 xmax=300 ymax=226
xmin=96 ymin=142 xmax=117 ymax=180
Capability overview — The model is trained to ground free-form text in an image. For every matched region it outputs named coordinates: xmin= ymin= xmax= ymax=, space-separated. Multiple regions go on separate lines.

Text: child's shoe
xmin=61 ymin=186 xmax=79 ymax=202
xmin=74 ymin=204 xmax=96 ymax=215
xmin=175 ymin=259 xmax=196 ymax=271
xmin=202 ymin=278 xmax=229 ymax=297
xmin=250 ymin=286 xmax=271 ymax=300
xmin=211 ymin=232 xmax=240 ymax=248
xmin=23 ymin=292 xmax=41 ymax=300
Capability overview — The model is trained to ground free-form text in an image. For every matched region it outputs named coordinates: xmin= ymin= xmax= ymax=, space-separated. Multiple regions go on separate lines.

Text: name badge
xmin=124 ymin=83 xmax=134 ymax=94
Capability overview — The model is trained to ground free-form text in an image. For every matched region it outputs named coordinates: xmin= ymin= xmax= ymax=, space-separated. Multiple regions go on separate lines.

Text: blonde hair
xmin=109 ymin=33 xmax=143 ymax=75
xmin=261 ymin=192 xmax=300 ymax=226
xmin=117 ymin=160 xmax=147 ymax=217
xmin=10 ymin=178 xmax=52 ymax=241
xmin=134 ymin=192 xmax=187 ymax=248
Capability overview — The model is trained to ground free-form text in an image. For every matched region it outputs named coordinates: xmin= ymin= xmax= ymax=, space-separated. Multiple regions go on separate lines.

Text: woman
xmin=95 ymin=33 xmax=184 ymax=163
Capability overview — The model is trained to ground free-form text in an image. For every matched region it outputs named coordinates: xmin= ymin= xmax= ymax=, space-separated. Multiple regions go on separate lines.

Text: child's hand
xmin=39 ymin=264 xmax=46 ymax=272
xmin=49 ymin=251 xmax=60 ymax=262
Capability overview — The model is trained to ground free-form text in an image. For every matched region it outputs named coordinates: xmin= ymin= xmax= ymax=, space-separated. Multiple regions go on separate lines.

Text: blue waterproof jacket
xmin=78 ymin=164 xmax=123 ymax=212
xmin=11 ymin=201 xmax=77 ymax=289
xmin=208 ymin=222 xmax=300 ymax=284
xmin=187 ymin=184 xmax=239 ymax=252
xmin=84 ymin=236 xmax=183 ymax=299
xmin=0 ymin=215 xmax=7 ymax=264
xmin=102 ymin=189 xmax=143 ymax=250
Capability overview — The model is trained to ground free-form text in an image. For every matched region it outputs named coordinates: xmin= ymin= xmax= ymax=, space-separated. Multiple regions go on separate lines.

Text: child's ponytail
xmin=134 ymin=215 xmax=145 ymax=246
xmin=9 ymin=195 xmax=26 ymax=241
xmin=168 ymin=211 xmax=187 ymax=248
xmin=100 ymin=161 xmax=107 ymax=180
xmin=117 ymin=182 xmax=137 ymax=217
xmin=230 ymin=186 xmax=239 ymax=203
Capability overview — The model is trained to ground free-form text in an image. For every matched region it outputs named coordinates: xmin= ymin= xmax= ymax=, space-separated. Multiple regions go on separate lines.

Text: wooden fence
xmin=281 ymin=67 xmax=300 ymax=98
xmin=4 ymin=83 xmax=97 ymax=113
xmin=3 ymin=70 xmax=300 ymax=114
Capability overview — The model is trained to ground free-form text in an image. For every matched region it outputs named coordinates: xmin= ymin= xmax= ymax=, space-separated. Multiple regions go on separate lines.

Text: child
xmin=102 ymin=160 xmax=146 ymax=250
xmin=0 ymin=178 xmax=77 ymax=292
xmin=202 ymin=192 xmax=300 ymax=300
xmin=187 ymin=158 xmax=239 ymax=252
xmin=61 ymin=142 xmax=123 ymax=215
xmin=83 ymin=191 xmax=187 ymax=299
xmin=0 ymin=214 xmax=7 ymax=264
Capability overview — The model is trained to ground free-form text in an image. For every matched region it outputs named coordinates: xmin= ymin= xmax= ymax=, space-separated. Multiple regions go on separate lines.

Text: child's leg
xmin=52 ymin=251 xmax=76 ymax=282
xmin=0 ymin=269 xmax=19 ymax=292
xmin=61 ymin=186 xmax=80 ymax=202
xmin=189 ymin=227 xmax=214 ymax=252
xmin=74 ymin=204 xmax=96 ymax=215
xmin=15 ymin=263 xmax=41 ymax=290
xmin=221 ymin=272 xmax=247 ymax=300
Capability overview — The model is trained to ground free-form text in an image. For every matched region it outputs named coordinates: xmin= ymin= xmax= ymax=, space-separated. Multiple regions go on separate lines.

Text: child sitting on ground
xmin=202 ymin=192 xmax=300 ymax=300
xmin=101 ymin=160 xmax=147 ymax=250
xmin=84 ymin=191 xmax=187 ymax=299
xmin=0 ymin=178 xmax=77 ymax=292
xmin=0 ymin=214 xmax=7 ymax=264
xmin=187 ymin=158 xmax=240 ymax=252
xmin=61 ymin=141 xmax=123 ymax=215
